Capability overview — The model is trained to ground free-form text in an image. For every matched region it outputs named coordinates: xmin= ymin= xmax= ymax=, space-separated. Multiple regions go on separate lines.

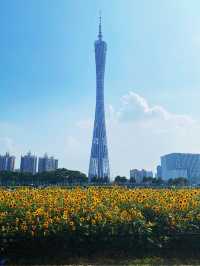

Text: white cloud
xmin=117 ymin=91 xmax=195 ymax=127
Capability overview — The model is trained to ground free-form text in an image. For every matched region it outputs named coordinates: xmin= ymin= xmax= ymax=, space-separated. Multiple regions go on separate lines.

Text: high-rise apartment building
xmin=161 ymin=153 xmax=200 ymax=184
xmin=38 ymin=154 xmax=58 ymax=173
xmin=0 ymin=153 xmax=15 ymax=171
xmin=130 ymin=169 xmax=153 ymax=184
xmin=20 ymin=152 xmax=37 ymax=175
xmin=88 ymin=16 xmax=110 ymax=182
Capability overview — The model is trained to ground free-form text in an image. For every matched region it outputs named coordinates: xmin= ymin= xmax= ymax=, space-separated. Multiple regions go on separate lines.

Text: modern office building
xmin=88 ymin=15 xmax=110 ymax=182
xmin=130 ymin=169 xmax=153 ymax=184
xmin=156 ymin=165 xmax=162 ymax=178
xmin=20 ymin=152 xmax=37 ymax=175
xmin=161 ymin=153 xmax=200 ymax=184
xmin=38 ymin=154 xmax=58 ymax=173
xmin=0 ymin=153 xmax=15 ymax=171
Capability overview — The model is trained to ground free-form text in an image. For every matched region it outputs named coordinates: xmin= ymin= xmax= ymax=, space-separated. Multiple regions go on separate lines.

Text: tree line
xmin=0 ymin=169 xmax=190 ymax=187
xmin=114 ymin=175 xmax=189 ymax=186
xmin=0 ymin=168 xmax=88 ymax=186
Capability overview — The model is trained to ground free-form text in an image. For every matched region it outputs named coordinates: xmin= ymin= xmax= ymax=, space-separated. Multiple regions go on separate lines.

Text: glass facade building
xmin=20 ymin=152 xmax=37 ymax=175
xmin=38 ymin=154 xmax=58 ymax=173
xmin=88 ymin=16 xmax=110 ymax=182
xmin=161 ymin=153 xmax=200 ymax=183
xmin=0 ymin=153 xmax=15 ymax=172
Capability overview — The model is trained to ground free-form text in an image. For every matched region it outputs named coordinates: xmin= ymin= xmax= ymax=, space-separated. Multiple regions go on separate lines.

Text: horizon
xmin=1 ymin=0 xmax=200 ymax=178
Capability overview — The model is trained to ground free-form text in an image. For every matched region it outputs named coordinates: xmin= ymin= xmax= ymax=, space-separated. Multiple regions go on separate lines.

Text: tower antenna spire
xmin=98 ymin=10 xmax=102 ymax=40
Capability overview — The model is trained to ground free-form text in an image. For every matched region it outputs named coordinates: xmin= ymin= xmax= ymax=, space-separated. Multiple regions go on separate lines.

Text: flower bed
xmin=1 ymin=187 xmax=200 ymax=258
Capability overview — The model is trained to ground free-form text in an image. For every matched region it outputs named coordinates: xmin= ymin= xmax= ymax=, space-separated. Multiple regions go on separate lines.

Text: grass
xmin=4 ymin=256 xmax=200 ymax=265
xmin=3 ymin=249 xmax=200 ymax=265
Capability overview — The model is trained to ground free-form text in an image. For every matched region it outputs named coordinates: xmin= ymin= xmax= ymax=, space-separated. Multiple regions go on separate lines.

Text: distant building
xmin=130 ymin=169 xmax=153 ymax=184
xmin=130 ymin=169 xmax=141 ymax=183
xmin=146 ymin=171 xmax=153 ymax=178
xmin=0 ymin=153 xmax=15 ymax=171
xmin=156 ymin=165 xmax=162 ymax=178
xmin=161 ymin=153 xmax=200 ymax=184
xmin=20 ymin=152 xmax=37 ymax=175
xmin=38 ymin=154 xmax=58 ymax=173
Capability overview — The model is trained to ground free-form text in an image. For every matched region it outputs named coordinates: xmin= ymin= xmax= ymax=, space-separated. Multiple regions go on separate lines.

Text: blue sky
xmin=1 ymin=0 xmax=200 ymax=177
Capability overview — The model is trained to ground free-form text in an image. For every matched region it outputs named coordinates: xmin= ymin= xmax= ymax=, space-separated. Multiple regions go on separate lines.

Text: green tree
xmin=168 ymin=177 xmax=188 ymax=186
xmin=143 ymin=176 xmax=154 ymax=184
xmin=152 ymin=177 xmax=164 ymax=185
xmin=114 ymin=176 xmax=128 ymax=185
xmin=0 ymin=168 xmax=88 ymax=186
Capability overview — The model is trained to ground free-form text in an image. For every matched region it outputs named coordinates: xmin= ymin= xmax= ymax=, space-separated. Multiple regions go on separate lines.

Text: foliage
xmin=152 ymin=177 xmax=164 ymax=185
xmin=168 ymin=177 xmax=189 ymax=186
xmin=114 ymin=175 xmax=128 ymax=184
xmin=0 ymin=168 xmax=88 ymax=186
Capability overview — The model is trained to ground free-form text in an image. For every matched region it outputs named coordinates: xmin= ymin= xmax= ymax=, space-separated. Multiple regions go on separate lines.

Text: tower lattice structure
xmin=88 ymin=16 xmax=110 ymax=182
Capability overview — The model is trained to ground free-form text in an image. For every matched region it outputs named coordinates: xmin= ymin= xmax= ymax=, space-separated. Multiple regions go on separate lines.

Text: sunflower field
xmin=1 ymin=187 xmax=200 ymax=257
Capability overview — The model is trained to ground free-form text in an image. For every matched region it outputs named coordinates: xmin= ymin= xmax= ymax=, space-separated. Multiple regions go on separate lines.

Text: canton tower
xmin=88 ymin=16 xmax=110 ymax=182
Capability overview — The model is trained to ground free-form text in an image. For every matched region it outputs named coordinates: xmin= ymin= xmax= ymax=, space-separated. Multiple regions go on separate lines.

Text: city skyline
xmin=1 ymin=1 xmax=200 ymax=177
xmin=0 ymin=152 xmax=58 ymax=173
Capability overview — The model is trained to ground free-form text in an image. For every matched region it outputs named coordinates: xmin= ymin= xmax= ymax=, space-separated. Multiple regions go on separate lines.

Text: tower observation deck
xmin=88 ymin=15 xmax=110 ymax=182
